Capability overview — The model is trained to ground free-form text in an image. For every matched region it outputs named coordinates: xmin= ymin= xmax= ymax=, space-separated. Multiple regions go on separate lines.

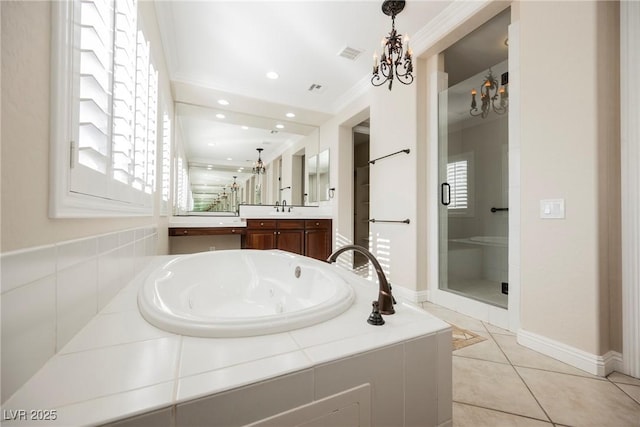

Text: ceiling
xmin=154 ymin=0 xmax=452 ymax=181
xmin=153 ymin=1 xmax=509 ymax=189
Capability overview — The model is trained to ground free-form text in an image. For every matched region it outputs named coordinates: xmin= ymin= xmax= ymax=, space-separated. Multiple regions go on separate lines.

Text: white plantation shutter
xmin=145 ymin=64 xmax=158 ymax=195
xmin=51 ymin=0 xmax=163 ymax=216
xmin=133 ymin=30 xmax=149 ymax=192
xmin=161 ymin=112 xmax=171 ymax=208
xmin=111 ymin=0 xmax=137 ymax=188
xmin=70 ymin=0 xmax=114 ymax=198
xmin=447 ymin=160 xmax=468 ymax=210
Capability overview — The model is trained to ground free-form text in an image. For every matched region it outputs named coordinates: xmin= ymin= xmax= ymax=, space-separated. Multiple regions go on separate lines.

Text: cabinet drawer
xmin=277 ymin=219 xmax=306 ymax=230
xmin=246 ymin=219 xmax=277 ymax=229
xmin=304 ymin=219 xmax=331 ymax=230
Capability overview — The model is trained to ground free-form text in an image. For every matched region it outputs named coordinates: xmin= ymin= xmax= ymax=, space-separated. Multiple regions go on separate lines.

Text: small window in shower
xmin=447 ymin=152 xmax=474 ymax=216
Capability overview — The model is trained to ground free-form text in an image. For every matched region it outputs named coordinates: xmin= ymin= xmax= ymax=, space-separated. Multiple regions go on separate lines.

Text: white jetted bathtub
xmin=138 ymin=249 xmax=355 ymax=337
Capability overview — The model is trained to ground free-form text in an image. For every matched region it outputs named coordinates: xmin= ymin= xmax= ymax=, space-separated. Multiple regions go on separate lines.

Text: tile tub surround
xmin=0 ymin=227 xmax=159 ymax=403
xmin=2 ymin=256 xmax=452 ymax=427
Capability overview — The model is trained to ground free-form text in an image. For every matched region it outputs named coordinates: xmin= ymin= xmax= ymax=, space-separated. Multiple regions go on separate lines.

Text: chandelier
xmin=372 ymin=0 xmax=413 ymax=90
xmin=230 ymin=176 xmax=239 ymax=192
xmin=252 ymin=148 xmax=266 ymax=174
xmin=470 ymin=69 xmax=509 ymax=118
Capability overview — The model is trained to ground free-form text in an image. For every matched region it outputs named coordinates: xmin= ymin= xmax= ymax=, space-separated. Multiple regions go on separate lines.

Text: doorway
xmin=353 ymin=121 xmax=370 ymax=274
xmin=437 ymin=10 xmax=510 ymax=309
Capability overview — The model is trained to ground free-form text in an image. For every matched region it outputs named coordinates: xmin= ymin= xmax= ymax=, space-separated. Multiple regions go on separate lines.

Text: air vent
xmin=338 ymin=46 xmax=363 ymax=60
xmin=308 ymin=83 xmax=325 ymax=94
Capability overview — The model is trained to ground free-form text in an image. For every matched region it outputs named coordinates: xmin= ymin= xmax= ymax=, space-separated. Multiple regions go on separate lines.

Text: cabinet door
xmin=305 ymin=228 xmax=330 ymax=261
xmin=277 ymin=230 xmax=304 ymax=255
xmin=245 ymin=230 xmax=277 ymax=250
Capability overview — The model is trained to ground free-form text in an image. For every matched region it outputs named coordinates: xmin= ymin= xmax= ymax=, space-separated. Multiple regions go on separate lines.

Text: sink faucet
xmin=282 ymin=200 xmax=289 ymax=212
xmin=327 ymin=245 xmax=395 ymax=315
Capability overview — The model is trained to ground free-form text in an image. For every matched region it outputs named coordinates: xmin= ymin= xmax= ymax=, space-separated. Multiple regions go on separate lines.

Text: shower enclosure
xmin=438 ymin=61 xmax=509 ymax=309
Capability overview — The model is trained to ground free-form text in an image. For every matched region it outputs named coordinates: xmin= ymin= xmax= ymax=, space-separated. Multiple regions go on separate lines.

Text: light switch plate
xmin=540 ymin=199 xmax=565 ymax=219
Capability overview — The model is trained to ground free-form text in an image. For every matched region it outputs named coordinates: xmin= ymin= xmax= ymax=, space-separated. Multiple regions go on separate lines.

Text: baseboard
xmin=517 ymin=329 xmax=622 ymax=377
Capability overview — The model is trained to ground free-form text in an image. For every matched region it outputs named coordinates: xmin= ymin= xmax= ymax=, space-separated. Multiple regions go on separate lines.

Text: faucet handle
xmin=367 ymin=301 xmax=385 ymax=326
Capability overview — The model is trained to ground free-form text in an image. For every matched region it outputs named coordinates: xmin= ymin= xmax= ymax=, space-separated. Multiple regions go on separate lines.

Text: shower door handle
xmin=441 ymin=183 xmax=451 ymax=206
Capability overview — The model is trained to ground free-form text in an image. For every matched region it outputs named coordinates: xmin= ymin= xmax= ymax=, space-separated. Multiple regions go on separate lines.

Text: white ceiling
xmin=153 ymin=1 xmax=508 ymax=192
xmin=154 ymin=0 xmax=452 ymax=189
xmin=156 ymin=0 xmax=452 ymax=115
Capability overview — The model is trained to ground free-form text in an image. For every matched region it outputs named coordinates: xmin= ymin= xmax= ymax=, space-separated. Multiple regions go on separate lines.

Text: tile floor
xmin=420 ymin=302 xmax=640 ymax=427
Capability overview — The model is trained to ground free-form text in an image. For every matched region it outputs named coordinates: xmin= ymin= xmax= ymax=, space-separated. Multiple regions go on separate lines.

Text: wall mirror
xmin=307 ymin=155 xmax=318 ymax=204
xmin=173 ymin=102 xmax=320 ymax=215
xmin=317 ymin=149 xmax=330 ymax=201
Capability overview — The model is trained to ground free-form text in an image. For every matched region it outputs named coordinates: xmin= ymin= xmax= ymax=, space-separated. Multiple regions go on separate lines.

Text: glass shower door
xmin=437 ymin=62 xmax=509 ymax=309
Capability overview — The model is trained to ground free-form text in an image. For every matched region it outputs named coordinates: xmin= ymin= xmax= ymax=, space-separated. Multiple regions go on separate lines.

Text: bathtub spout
xmin=327 ymin=245 xmax=395 ymax=315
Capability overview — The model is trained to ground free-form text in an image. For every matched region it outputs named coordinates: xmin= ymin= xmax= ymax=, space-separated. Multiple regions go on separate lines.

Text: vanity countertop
xmin=169 ymin=214 xmax=333 ymax=229
xmin=168 ymin=216 xmax=247 ymax=228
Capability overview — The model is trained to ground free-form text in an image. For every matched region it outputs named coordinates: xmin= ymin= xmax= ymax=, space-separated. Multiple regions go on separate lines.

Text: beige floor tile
xmin=453 ymin=402 xmax=552 ymax=427
xmin=484 ymin=322 xmax=516 ymax=336
xmin=454 ymin=329 xmax=510 ymax=364
xmin=453 ymin=356 xmax=548 ymax=421
xmin=617 ymin=383 xmax=640 ymax=405
xmin=609 ymin=372 xmax=640 ymax=387
xmin=517 ymin=367 xmax=640 ymax=426
xmin=421 ymin=302 xmax=487 ymax=333
xmin=492 ymin=334 xmax=601 ymax=378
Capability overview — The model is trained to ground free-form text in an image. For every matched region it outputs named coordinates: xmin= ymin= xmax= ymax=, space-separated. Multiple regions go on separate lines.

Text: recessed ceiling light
xmin=227 ymin=157 xmax=233 ymax=161
xmin=241 ymin=126 xmax=249 ymax=130
xmin=238 ymin=168 xmax=243 ymax=172
xmin=208 ymin=143 xmax=216 ymax=147
xmin=266 ymin=71 xmax=279 ymax=80
xmin=216 ymin=113 xmax=225 ymax=119
xmin=275 ymin=124 xmax=284 ymax=129
xmin=217 ymin=99 xmax=229 ymax=106
xmin=286 ymin=112 xmax=296 ymax=118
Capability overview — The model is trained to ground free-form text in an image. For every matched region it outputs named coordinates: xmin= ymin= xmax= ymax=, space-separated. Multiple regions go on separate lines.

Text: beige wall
xmin=1 ymin=1 xmax=171 ymax=254
xmin=519 ymin=0 xmax=620 ymax=355
xmin=322 ymin=0 xmax=622 ymax=358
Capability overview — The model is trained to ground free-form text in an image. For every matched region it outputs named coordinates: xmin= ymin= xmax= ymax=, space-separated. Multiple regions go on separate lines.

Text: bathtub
xmin=138 ymin=249 xmax=355 ymax=337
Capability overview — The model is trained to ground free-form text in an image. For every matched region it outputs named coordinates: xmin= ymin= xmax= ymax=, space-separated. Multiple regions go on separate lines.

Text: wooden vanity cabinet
xmin=244 ymin=219 xmax=331 ymax=260
xmin=304 ymin=220 xmax=332 ymax=261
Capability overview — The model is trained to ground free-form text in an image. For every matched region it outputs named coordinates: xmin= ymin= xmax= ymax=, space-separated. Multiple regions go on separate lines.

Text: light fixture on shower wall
xmin=230 ymin=176 xmax=239 ymax=192
xmin=252 ymin=148 xmax=266 ymax=174
xmin=371 ymin=0 xmax=414 ymax=90
xmin=470 ymin=69 xmax=509 ymax=118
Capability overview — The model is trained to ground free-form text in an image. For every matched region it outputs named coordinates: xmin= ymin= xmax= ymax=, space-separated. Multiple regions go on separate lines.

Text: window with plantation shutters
xmin=446 ymin=152 xmax=474 ymax=215
xmin=50 ymin=0 xmax=163 ymax=217
xmin=160 ymin=111 xmax=171 ymax=214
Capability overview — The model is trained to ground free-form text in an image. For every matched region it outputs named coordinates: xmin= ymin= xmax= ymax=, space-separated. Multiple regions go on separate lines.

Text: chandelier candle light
xmin=470 ymin=69 xmax=509 ymax=118
xmin=252 ymin=148 xmax=266 ymax=174
xmin=372 ymin=0 xmax=414 ymax=90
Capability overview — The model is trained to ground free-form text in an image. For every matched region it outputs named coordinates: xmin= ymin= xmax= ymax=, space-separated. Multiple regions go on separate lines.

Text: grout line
xmin=483 ymin=328 xmax=555 ymax=424
xmin=606 ymin=377 xmax=640 ymax=407
xmin=58 ymin=335 xmax=177 ymax=356
xmin=452 ymin=400 xmax=553 ymax=424
xmin=453 ymin=353 xmax=511 ymax=365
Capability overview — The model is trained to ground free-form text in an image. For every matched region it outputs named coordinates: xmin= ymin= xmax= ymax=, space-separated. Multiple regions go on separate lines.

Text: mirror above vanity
xmin=174 ymin=101 xmax=326 ymax=215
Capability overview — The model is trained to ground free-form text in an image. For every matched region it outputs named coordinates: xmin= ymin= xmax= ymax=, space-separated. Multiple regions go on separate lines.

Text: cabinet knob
xmin=260 ymin=222 xmax=264 ymax=226
xmin=274 ymin=231 xmax=277 ymax=234
xmin=231 ymin=229 xmax=235 ymax=233
xmin=183 ymin=230 xmax=188 ymax=235
xmin=316 ymin=222 xmax=319 ymax=226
